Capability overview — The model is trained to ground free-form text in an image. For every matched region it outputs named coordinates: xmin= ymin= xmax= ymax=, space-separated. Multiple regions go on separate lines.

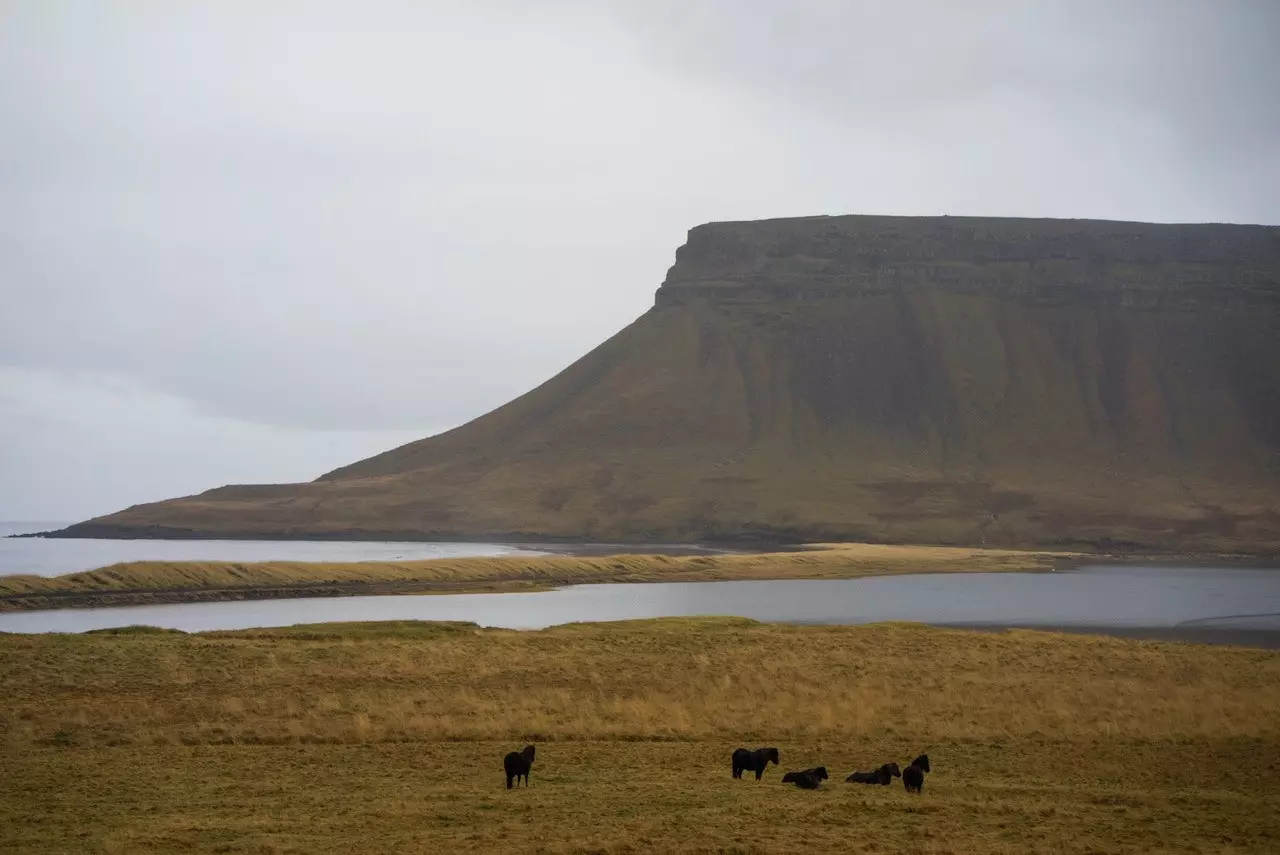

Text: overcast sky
xmin=2 ymin=0 xmax=1278 ymax=521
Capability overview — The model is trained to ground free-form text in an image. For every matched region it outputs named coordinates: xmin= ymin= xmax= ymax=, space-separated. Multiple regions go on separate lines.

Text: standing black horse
xmin=731 ymin=747 xmax=779 ymax=780
xmin=503 ymin=744 xmax=537 ymax=789
xmin=903 ymin=754 xmax=930 ymax=794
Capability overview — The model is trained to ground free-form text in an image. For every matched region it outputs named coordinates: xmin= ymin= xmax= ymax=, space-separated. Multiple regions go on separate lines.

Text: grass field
xmin=0 ymin=542 xmax=1071 ymax=610
xmin=3 ymin=618 xmax=1279 ymax=853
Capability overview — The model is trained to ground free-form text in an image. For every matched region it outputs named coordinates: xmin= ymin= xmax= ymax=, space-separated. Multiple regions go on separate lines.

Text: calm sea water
xmin=0 ymin=521 xmax=550 ymax=577
xmin=2 ymin=564 xmax=1277 ymax=638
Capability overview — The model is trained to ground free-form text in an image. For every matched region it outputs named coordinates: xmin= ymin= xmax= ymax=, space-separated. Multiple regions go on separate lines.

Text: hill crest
xmin=656 ymin=214 xmax=1280 ymax=309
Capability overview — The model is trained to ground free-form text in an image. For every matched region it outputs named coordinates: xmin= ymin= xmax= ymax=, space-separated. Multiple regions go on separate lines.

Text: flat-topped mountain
xmin=658 ymin=215 xmax=1280 ymax=308
xmin=55 ymin=215 xmax=1280 ymax=552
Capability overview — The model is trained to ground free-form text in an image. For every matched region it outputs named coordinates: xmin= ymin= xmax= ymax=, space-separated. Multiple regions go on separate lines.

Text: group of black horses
xmin=732 ymin=747 xmax=932 ymax=793
xmin=503 ymin=743 xmax=932 ymax=794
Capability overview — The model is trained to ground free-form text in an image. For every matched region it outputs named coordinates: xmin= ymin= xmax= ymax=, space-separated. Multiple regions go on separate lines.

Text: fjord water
xmin=1 ymin=564 xmax=1277 ymax=641
xmin=0 ymin=521 xmax=550 ymax=578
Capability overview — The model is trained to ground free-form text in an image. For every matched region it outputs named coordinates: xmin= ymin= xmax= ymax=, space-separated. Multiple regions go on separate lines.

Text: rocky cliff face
xmin=657 ymin=215 xmax=1280 ymax=309
xmin=57 ymin=215 xmax=1280 ymax=553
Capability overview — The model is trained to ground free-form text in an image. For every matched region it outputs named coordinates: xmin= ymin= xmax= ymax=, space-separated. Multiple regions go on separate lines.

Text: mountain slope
xmin=57 ymin=215 xmax=1280 ymax=552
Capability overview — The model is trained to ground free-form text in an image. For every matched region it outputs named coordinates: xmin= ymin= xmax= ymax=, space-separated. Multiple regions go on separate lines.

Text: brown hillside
xmin=56 ymin=215 xmax=1280 ymax=552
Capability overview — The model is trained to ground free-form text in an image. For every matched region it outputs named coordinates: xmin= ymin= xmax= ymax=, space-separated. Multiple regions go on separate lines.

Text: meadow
xmin=2 ymin=618 xmax=1279 ymax=853
xmin=0 ymin=542 xmax=1070 ymax=610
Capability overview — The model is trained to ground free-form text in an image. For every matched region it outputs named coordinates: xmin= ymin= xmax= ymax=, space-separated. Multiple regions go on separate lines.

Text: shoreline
xmin=9 ymin=526 xmax=811 ymax=551
xmin=940 ymin=622 xmax=1280 ymax=650
xmin=13 ymin=526 xmax=1280 ymax=562
xmin=7 ymin=612 xmax=1279 ymax=649
xmin=0 ymin=576 xmax=574 ymax=612
xmin=0 ymin=542 xmax=1071 ymax=612
xmin=12 ymin=529 xmax=1280 ymax=570
xmin=2 ymin=543 xmax=1276 ymax=637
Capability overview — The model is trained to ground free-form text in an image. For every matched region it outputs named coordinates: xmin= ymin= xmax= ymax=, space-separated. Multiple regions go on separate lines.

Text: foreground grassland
xmin=3 ymin=619 xmax=1279 ymax=854
xmin=0 ymin=542 xmax=1071 ymax=611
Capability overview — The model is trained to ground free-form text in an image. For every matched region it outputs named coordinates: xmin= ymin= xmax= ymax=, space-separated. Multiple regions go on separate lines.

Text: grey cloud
xmin=593 ymin=0 xmax=1280 ymax=224
xmin=600 ymin=1 xmax=1280 ymax=143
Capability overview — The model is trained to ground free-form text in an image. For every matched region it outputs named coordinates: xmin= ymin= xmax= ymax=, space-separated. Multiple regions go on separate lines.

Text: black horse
xmin=731 ymin=747 xmax=779 ymax=780
xmin=845 ymin=762 xmax=900 ymax=785
xmin=503 ymin=744 xmax=536 ymax=789
xmin=783 ymin=771 xmax=822 ymax=789
xmin=903 ymin=755 xmax=929 ymax=794
xmin=782 ymin=766 xmax=828 ymax=786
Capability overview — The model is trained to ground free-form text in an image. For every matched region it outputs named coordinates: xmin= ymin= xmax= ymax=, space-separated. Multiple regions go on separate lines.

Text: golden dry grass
xmin=0 ymin=542 xmax=1069 ymax=610
xmin=2 ymin=618 xmax=1279 ymax=853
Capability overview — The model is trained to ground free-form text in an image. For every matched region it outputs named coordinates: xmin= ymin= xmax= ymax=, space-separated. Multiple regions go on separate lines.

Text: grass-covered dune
xmin=0 ymin=542 xmax=1071 ymax=611
xmin=2 ymin=618 xmax=1278 ymax=853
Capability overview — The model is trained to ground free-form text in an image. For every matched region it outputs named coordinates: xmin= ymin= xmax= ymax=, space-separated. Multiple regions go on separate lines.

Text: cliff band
xmin=57 ymin=215 xmax=1280 ymax=552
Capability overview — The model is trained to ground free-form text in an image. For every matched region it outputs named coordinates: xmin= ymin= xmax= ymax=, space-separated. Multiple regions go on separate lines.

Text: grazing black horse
xmin=845 ymin=762 xmax=900 ymax=785
xmin=731 ymin=747 xmax=779 ymax=780
xmin=782 ymin=766 xmax=828 ymax=786
xmin=903 ymin=755 xmax=929 ymax=794
xmin=503 ymin=744 xmax=536 ymax=789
